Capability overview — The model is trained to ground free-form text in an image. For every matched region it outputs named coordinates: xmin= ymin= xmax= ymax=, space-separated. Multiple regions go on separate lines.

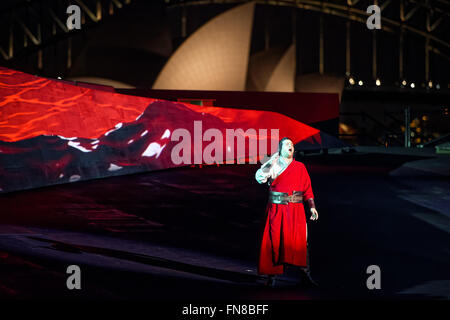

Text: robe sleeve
xmin=301 ymin=163 xmax=314 ymax=200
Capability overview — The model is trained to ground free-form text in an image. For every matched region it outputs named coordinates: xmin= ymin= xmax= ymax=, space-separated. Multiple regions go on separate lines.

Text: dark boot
xmin=299 ymin=245 xmax=319 ymax=287
xmin=265 ymin=275 xmax=276 ymax=287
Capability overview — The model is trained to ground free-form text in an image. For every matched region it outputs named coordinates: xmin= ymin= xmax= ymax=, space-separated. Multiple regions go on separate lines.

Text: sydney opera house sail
xmin=153 ymin=2 xmax=255 ymax=91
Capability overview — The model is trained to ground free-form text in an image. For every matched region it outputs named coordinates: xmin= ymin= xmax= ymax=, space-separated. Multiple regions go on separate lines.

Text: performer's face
xmin=280 ymin=139 xmax=294 ymax=159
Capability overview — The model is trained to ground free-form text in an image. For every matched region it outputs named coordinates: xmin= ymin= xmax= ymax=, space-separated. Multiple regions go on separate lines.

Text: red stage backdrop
xmin=0 ymin=67 xmax=343 ymax=193
xmin=118 ymin=89 xmax=340 ymax=135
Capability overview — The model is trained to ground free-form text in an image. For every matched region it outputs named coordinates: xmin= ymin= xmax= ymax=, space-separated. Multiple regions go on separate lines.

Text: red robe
xmin=258 ymin=160 xmax=314 ymax=275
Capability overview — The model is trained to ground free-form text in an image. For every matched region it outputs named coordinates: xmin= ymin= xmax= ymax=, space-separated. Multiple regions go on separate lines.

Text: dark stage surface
xmin=0 ymin=151 xmax=449 ymax=300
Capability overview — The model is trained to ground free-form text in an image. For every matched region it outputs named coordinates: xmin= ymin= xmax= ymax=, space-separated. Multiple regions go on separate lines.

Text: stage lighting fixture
xmin=401 ymin=80 xmax=407 ymax=86
xmin=349 ymin=77 xmax=355 ymax=85
xmin=375 ymin=79 xmax=381 ymax=86
xmin=410 ymin=83 xmax=415 ymax=88
xmin=428 ymin=80 xmax=433 ymax=88
xmin=358 ymin=80 xmax=363 ymax=86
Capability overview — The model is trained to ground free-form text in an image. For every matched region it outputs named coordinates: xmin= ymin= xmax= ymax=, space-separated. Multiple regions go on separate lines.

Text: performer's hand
xmin=310 ymin=208 xmax=319 ymax=221
xmin=255 ymin=169 xmax=269 ymax=183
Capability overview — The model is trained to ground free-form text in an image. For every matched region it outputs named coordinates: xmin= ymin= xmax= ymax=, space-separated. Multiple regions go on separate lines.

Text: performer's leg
xmin=303 ymin=223 xmax=309 ymax=271
xmin=299 ymin=223 xmax=318 ymax=287
xmin=258 ymin=214 xmax=284 ymax=275
xmin=300 ymin=224 xmax=309 ymax=275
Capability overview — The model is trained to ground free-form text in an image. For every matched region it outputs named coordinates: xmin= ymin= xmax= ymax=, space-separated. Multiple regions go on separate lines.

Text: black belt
xmin=269 ymin=191 xmax=303 ymax=204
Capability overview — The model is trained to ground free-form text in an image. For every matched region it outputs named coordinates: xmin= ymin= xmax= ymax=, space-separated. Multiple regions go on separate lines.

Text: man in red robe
xmin=255 ymin=137 xmax=319 ymax=287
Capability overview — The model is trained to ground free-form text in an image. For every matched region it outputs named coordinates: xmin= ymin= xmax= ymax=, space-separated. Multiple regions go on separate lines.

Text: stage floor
xmin=0 ymin=152 xmax=449 ymax=300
